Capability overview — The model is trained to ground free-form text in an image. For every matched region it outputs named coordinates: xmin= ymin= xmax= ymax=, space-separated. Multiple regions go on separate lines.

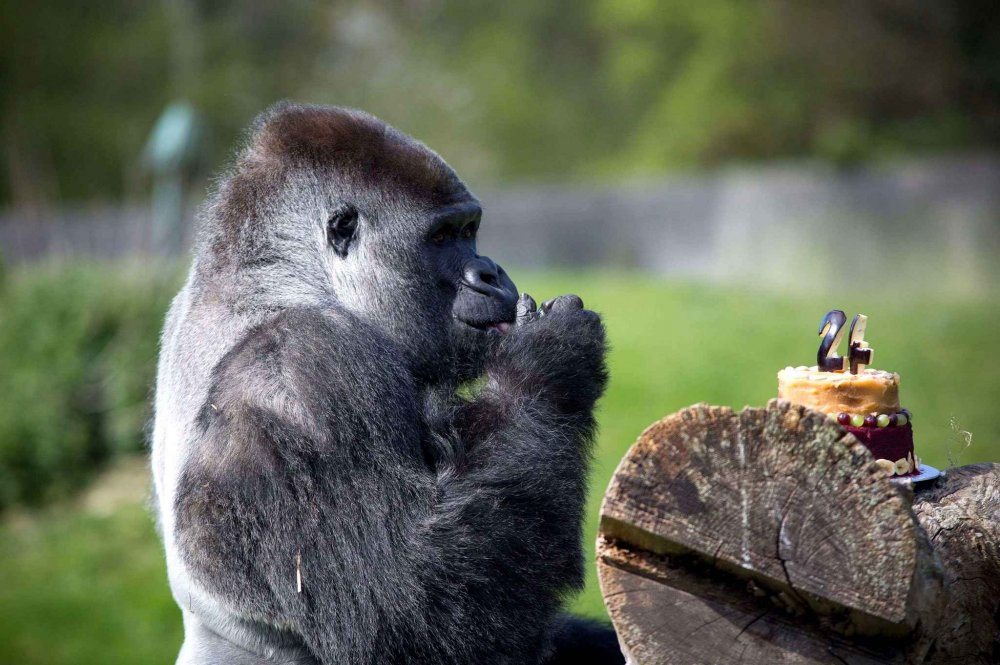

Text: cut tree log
xmin=912 ymin=464 xmax=1000 ymax=664
xmin=597 ymin=400 xmax=999 ymax=665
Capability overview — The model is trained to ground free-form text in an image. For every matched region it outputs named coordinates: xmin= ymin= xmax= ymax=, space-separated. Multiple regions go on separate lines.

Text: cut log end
xmin=597 ymin=401 xmax=998 ymax=664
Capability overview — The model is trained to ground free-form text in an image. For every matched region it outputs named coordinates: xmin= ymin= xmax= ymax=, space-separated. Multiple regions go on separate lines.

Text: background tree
xmin=1 ymin=0 xmax=997 ymax=204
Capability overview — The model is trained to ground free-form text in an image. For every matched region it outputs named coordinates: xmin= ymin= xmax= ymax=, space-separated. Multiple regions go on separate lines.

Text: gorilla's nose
xmin=462 ymin=257 xmax=515 ymax=303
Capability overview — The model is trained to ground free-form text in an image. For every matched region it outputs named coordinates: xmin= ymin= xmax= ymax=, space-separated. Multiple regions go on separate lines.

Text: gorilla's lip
xmin=456 ymin=317 xmax=513 ymax=335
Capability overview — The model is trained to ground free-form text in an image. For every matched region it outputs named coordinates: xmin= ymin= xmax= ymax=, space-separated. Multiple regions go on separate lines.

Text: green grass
xmin=0 ymin=493 xmax=182 ymax=663
xmin=1 ymin=271 xmax=997 ymax=663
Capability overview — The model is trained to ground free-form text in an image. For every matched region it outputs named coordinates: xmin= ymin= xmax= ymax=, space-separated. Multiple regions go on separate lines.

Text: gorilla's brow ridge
xmin=431 ymin=202 xmax=483 ymax=229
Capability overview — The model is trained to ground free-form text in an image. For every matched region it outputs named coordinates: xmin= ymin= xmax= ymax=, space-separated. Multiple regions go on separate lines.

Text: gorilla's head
xmin=196 ymin=103 xmax=518 ymax=385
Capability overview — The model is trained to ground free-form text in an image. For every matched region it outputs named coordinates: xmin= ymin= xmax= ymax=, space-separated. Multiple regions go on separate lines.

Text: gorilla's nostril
xmin=463 ymin=258 xmax=504 ymax=295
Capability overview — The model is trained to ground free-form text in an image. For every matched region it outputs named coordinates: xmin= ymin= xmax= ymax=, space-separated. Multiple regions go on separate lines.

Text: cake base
xmin=842 ymin=422 xmax=918 ymax=476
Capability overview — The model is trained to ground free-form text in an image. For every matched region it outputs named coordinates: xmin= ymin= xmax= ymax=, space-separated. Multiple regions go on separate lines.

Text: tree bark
xmin=597 ymin=400 xmax=998 ymax=664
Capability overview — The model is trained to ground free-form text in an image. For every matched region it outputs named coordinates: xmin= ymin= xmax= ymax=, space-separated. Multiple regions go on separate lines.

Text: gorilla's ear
xmin=327 ymin=206 xmax=359 ymax=258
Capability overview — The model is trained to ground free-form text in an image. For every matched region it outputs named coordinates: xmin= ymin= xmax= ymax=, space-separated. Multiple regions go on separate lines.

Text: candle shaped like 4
xmin=848 ymin=313 xmax=873 ymax=374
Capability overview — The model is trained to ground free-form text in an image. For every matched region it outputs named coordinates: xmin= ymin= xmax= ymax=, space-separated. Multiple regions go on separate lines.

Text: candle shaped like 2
xmin=817 ymin=310 xmax=848 ymax=372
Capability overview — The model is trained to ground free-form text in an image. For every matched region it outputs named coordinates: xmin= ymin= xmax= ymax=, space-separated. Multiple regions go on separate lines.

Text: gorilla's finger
xmin=516 ymin=293 xmax=538 ymax=326
xmin=540 ymin=298 xmax=555 ymax=315
xmin=548 ymin=294 xmax=584 ymax=313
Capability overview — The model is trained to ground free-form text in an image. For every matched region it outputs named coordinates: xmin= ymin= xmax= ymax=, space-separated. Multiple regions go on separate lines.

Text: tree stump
xmin=596 ymin=400 xmax=1000 ymax=665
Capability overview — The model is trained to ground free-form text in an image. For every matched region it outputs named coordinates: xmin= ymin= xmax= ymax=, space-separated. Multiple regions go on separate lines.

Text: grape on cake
xmin=777 ymin=310 xmax=920 ymax=477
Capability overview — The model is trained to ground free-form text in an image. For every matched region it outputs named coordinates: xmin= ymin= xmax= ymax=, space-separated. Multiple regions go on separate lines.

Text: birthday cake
xmin=777 ymin=310 xmax=920 ymax=477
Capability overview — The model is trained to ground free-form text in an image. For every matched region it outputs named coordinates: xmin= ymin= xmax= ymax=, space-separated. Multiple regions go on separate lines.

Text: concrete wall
xmin=3 ymin=154 xmax=998 ymax=295
xmin=474 ymin=154 xmax=1000 ymax=296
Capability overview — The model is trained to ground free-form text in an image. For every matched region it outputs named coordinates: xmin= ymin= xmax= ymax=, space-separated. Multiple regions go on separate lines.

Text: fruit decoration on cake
xmin=777 ymin=309 xmax=927 ymax=479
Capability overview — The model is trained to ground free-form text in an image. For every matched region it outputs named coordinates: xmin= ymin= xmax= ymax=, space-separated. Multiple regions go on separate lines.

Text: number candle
xmin=817 ymin=310 xmax=848 ymax=372
xmin=848 ymin=313 xmax=873 ymax=374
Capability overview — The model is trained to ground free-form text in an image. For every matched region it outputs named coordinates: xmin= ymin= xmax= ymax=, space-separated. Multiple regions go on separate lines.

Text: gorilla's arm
xmin=174 ymin=304 xmax=609 ymax=664
xmin=430 ymin=296 xmax=617 ymax=663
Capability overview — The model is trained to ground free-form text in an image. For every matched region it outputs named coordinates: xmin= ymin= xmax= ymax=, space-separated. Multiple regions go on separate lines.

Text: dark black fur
xmin=163 ymin=103 xmax=621 ymax=664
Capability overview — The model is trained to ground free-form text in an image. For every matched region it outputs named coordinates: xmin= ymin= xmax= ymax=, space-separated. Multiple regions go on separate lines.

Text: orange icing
xmin=777 ymin=365 xmax=900 ymax=415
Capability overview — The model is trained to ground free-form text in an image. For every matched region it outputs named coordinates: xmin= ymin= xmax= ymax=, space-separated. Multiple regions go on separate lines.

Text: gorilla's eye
xmin=327 ymin=207 xmax=358 ymax=258
xmin=461 ymin=224 xmax=476 ymax=240
xmin=431 ymin=231 xmax=448 ymax=245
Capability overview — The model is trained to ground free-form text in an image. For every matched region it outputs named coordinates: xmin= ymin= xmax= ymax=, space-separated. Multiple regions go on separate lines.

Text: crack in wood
xmin=597 ymin=404 xmax=999 ymax=664
xmin=735 ymin=610 xmax=770 ymax=640
xmin=775 ymin=510 xmax=812 ymax=616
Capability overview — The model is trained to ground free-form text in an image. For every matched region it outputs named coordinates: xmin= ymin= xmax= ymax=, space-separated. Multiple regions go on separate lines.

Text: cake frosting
xmin=778 ymin=366 xmax=900 ymax=415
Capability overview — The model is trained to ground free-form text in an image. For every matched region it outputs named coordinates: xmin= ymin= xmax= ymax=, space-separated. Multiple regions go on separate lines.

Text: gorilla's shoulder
xmin=225 ymin=306 xmax=401 ymax=370
xmin=203 ymin=307 xmax=418 ymax=435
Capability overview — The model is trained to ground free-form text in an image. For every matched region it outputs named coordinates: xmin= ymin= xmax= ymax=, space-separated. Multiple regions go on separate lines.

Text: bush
xmin=0 ymin=261 xmax=179 ymax=509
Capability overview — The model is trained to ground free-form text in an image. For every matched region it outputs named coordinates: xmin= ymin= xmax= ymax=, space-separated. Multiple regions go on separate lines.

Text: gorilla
xmin=151 ymin=102 xmax=622 ymax=665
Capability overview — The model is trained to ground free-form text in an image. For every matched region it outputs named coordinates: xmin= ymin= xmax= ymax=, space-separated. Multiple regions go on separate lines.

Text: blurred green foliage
xmin=0 ymin=266 xmax=997 ymax=664
xmin=2 ymin=1 xmax=998 ymax=204
xmin=0 ymin=262 xmax=178 ymax=509
xmin=0 ymin=495 xmax=183 ymax=664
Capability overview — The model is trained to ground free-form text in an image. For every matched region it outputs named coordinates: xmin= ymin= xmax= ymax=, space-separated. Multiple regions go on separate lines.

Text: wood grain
xmin=597 ymin=400 xmax=998 ymax=664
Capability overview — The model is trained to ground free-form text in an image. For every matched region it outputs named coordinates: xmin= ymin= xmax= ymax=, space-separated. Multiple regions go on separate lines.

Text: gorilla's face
xmin=321 ymin=184 xmax=518 ymax=385
xmin=202 ymin=105 xmax=518 ymax=386
xmin=275 ymin=109 xmax=520 ymax=385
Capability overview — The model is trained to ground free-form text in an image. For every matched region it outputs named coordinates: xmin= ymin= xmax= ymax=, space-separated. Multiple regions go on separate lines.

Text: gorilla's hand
xmin=490 ymin=292 xmax=608 ymax=413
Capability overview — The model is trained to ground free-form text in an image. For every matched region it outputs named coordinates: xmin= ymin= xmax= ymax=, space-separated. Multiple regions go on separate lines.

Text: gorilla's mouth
xmin=452 ymin=283 xmax=518 ymax=337
xmin=455 ymin=316 xmax=514 ymax=335
xmin=458 ymin=317 xmax=513 ymax=335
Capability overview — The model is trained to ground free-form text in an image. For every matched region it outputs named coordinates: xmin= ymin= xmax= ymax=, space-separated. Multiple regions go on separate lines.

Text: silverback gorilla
xmin=151 ymin=103 xmax=623 ymax=665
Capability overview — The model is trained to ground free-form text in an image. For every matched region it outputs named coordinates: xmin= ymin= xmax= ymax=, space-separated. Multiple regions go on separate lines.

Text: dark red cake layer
xmin=843 ymin=423 xmax=916 ymax=474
